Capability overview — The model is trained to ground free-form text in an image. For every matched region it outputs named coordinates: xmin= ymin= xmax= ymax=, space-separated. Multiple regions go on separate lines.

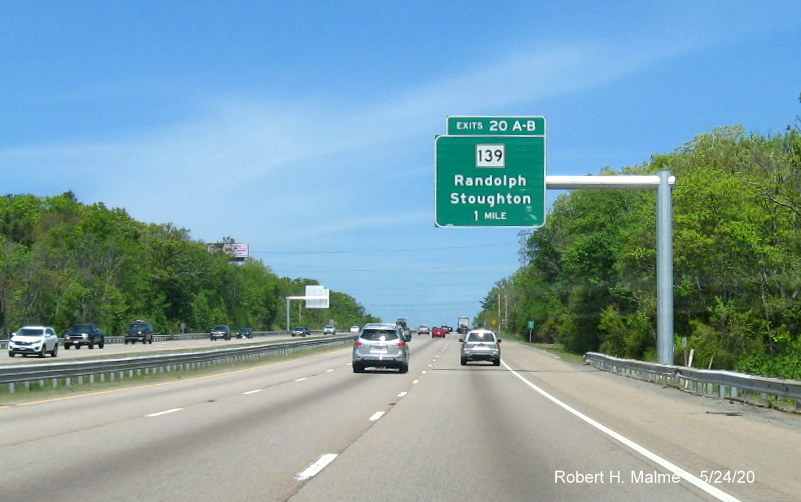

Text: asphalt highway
xmin=1 ymin=333 xmax=799 ymax=501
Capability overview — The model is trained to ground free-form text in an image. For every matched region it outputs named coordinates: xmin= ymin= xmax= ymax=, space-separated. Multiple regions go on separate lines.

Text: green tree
xmin=479 ymin=111 xmax=801 ymax=377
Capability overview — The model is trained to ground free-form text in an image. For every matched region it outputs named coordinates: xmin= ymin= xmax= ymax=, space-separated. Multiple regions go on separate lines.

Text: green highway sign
xmin=447 ymin=116 xmax=545 ymax=136
xmin=435 ymin=134 xmax=546 ymax=227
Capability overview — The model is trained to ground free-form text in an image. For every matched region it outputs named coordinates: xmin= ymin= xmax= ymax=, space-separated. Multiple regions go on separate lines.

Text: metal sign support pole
xmin=285 ymin=294 xmax=330 ymax=332
xmin=656 ymin=171 xmax=675 ymax=365
xmin=545 ymin=171 xmax=675 ymax=365
xmin=286 ymin=297 xmax=291 ymax=332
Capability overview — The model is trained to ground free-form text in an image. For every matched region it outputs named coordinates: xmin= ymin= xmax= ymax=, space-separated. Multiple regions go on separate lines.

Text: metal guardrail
xmin=584 ymin=352 xmax=801 ymax=411
xmin=0 ymin=334 xmax=353 ymax=393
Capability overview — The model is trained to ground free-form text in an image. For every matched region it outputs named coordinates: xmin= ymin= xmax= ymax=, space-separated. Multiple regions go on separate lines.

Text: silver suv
xmin=460 ymin=329 xmax=501 ymax=366
xmin=352 ymin=323 xmax=410 ymax=373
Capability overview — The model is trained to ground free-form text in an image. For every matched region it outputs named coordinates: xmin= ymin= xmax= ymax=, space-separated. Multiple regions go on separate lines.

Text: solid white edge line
xmin=295 ymin=453 xmax=338 ymax=481
xmin=145 ymin=408 xmax=183 ymax=417
xmin=369 ymin=411 xmax=385 ymax=422
xmin=501 ymin=360 xmax=741 ymax=502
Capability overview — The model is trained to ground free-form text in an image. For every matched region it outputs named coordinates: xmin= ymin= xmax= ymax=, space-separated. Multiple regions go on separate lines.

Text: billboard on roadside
xmin=210 ymin=243 xmax=249 ymax=261
xmin=305 ymin=285 xmax=330 ymax=309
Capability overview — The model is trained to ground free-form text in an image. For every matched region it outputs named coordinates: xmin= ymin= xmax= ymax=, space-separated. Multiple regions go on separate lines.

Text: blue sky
xmin=1 ymin=1 xmax=800 ymax=328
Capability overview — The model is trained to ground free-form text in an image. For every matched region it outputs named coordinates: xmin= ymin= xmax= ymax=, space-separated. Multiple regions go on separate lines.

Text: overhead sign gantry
xmin=435 ymin=116 xmax=546 ymax=228
xmin=434 ymin=116 xmax=676 ymax=365
xmin=285 ymin=285 xmax=329 ymax=331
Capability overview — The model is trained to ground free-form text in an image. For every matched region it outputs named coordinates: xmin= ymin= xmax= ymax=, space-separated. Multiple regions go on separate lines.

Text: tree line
xmin=0 ymin=192 xmax=378 ymax=337
xmin=477 ymin=118 xmax=801 ymax=380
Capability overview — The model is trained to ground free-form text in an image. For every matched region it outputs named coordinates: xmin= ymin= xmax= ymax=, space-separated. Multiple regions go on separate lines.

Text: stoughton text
xmin=449 ymin=192 xmax=532 ymax=208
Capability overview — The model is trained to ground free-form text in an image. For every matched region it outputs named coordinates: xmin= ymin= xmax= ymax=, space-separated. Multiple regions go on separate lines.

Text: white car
xmin=8 ymin=326 xmax=59 ymax=358
xmin=324 ymin=325 xmax=336 ymax=335
xmin=417 ymin=324 xmax=430 ymax=335
xmin=349 ymin=326 xmax=360 ymax=334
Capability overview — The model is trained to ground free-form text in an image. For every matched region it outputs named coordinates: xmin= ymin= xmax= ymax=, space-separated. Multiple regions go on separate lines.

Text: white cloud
xmin=0 ymin=36 xmax=701 ymax=248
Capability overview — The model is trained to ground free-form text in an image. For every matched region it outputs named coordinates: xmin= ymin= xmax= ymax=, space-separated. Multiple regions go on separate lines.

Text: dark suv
xmin=64 ymin=323 xmax=106 ymax=349
xmin=291 ymin=326 xmax=311 ymax=337
xmin=125 ymin=320 xmax=154 ymax=345
xmin=210 ymin=325 xmax=232 ymax=341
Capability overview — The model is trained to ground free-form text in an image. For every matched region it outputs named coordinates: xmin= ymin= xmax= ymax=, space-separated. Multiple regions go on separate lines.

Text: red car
xmin=431 ymin=327 xmax=447 ymax=338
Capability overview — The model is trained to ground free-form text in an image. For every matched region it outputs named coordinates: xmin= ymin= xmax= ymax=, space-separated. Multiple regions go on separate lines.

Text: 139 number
xmin=476 ymin=144 xmax=505 ymax=168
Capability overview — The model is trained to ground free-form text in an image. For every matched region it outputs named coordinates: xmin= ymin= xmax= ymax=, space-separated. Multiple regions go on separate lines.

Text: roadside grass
xmin=0 ymin=344 xmax=348 ymax=405
xmin=524 ymin=341 xmax=586 ymax=365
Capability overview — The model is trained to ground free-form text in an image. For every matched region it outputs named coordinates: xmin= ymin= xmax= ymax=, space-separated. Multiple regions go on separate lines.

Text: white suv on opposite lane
xmin=8 ymin=326 xmax=59 ymax=358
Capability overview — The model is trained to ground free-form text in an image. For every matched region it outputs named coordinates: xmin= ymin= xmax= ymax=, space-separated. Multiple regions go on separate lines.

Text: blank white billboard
xmin=305 ymin=285 xmax=330 ymax=309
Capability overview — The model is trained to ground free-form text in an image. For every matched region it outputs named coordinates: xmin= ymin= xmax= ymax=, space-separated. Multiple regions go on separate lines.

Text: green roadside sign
xmin=434 ymin=133 xmax=546 ymax=227
xmin=446 ymin=116 xmax=546 ymax=136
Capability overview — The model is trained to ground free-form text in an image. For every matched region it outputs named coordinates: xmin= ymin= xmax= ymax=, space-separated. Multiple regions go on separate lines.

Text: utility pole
xmin=498 ymin=294 xmax=501 ymax=336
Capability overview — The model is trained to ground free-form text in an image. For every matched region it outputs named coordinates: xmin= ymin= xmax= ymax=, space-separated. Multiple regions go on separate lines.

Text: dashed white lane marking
xmin=243 ymin=389 xmax=262 ymax=395
xmin=146 ymin=408 xmax=183 ymax=417
xmin=397 ymin=391 xmax=408 ymax=397
xmin=412 ymin=380 xmax=419 ymax=384
xmin=295 ymin=453 xmax=338 ymax=481
xmin=325 ymin=369 xmax=334 ymax=373
xmin=294 ymin=377 xmax=308 ymax=382
xmin=369 ymin=411 xmax=385 ymax=422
